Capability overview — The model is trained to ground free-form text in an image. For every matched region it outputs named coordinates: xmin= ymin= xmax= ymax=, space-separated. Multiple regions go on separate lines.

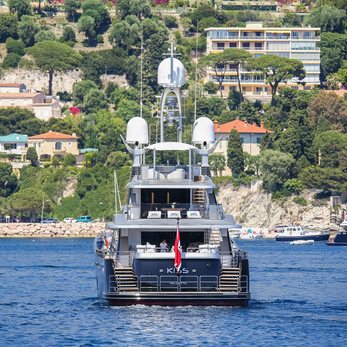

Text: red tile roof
xmin=214 ymin=119 xmax=271 ymax=134
xmin=28 ymin=131 xmax=78 ymax=140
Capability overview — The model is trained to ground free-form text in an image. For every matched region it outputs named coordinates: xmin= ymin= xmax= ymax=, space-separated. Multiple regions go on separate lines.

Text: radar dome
xmin=192 ymin=117 xmax=215 ymax=145
xmin=126 ymin=117 xmax=149 ymax=145
xmin=158 ymin=57 xmax=185 ymax=88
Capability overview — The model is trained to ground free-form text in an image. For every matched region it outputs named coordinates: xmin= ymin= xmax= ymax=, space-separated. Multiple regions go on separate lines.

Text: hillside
xmin=217 ymin=181 xmax=340 ymax=229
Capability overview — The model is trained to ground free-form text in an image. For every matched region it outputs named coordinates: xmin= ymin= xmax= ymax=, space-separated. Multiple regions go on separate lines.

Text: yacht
xmin=94 ymin=45 xmax=250 ymax=306
xmin=326 ymin=220 xmax=347 ymax=246
xmin=275 ymin=225 xmax=330 ymax=242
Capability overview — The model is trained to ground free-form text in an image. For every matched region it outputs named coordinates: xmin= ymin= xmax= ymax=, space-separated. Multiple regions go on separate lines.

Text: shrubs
xmin=293 ymin=196 xmax=308 ymax=206
xmin=2 ymin=53 xmax=21 ymax=68
xmin=163 ymin=16 xmax=178 ymax=28
xmin=5 ymin=38 xmax=25 ymax=56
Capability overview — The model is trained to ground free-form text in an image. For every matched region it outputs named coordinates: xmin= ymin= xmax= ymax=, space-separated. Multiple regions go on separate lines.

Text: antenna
xmin=194 ymin=20 xmax=198 ymax=123
xmin=140 ymin=17 xmax=144 ymax=118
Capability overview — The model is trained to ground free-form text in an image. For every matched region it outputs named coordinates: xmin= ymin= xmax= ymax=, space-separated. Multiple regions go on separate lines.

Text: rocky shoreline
xmin=0 ymin=223 xmax=105 ymax=238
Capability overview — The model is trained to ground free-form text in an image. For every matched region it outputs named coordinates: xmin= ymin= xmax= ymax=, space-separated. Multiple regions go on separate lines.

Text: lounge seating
xmin=167 ymin=210 xmax=181 ymax=219
xmin=187 ymin=211 xmax=201 ymax=219
xmin=148 ymin=211 xmax=162 ymax=219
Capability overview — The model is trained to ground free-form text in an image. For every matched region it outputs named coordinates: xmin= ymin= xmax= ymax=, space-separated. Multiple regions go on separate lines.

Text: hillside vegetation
xmin=0 ymin=0 xmax=346 ymax=220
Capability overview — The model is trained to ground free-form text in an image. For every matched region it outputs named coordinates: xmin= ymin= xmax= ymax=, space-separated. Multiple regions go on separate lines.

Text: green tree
xmin=61 ymin=26 xmax=76 ymax=43
xmin=110 ymin=86 xmax=138 ymax=105
xmin=2 ymin=53 xmax=21 ymax=68
xmin=304 ymin=5 xmax=346 ymax=33
xmin=335 ymin=61 xmax=347 ymax=85
xmin=18 ymin=15 xmax=40 ymax=47
xmin=259 ymin=149 xmax=295 ymax=192
xmin=319 ymin=32 xmax=347 ymax=81
xmin=248 ymin=55 xmax=305 ymax=105
xmin=63 ymin=153 xmax=77 ymax=166
xmin=78 ymin=15 xmax=96 ymax=41
xmin=244 ymin=153 xmax=260 ymax=176
xmin=0 ymin=13 xmax=18 ymax=43
xmin=8 ymin=0 xmax=32 ymax=20
xmin=105 ymin=151 xmax=131 ymax=169
xmin=209 ymin=154 xmax=226 ymax=177
xmin=72 ymin=79 xmax=98 ymax=105
xmin=314 ymin=130 xmax=347 ymax=170
xmin=116 ymin=0 xmax=152 ymax=20
xmin=0 ymin=108 xmax=44 ymax=135
xmin=195 ymin=97 xmax=227 ymax=120
xmin=114 ymin=99 xmax=150 ymax=122
xmin=82 ymin=89 xmax=108 ymax=114
xmin=307 ymin=91 xmax=347 ymax=132
xmin=35 ymin=30 xmax=56 ymax=43
xmin=299 ymin=165 xmax=347 ymax=192
xmin=81 ymin=0 xmax=110 ymax=34
xmin=0 ymin=163 xmax=17 ymax=197
xmin=200 ymin=48 xmax=251 ymax=99
xmin=8 ymin=188 xmax=46 ymax=219
xmin=27 ymin=41 xmax=82 ymax=95
xmin=227 ymin=129 xmax=244 ymax=177
xmin=203 ymin=81 xmax=219 ymax=95
xmin=109 ymin=18 xmax=140 ymax=51
xmin=64 ymin=0 xmax=81 ymax=22
xmin=26 ymin=147 xmax=38 ymax=166
xmin=277 ymin=110 xmax=314 ymax=162
xmin=6 ymin=38 xmax=25 ymax=56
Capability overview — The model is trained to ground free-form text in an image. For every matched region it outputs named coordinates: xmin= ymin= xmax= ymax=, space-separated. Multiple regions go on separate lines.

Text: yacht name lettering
xmin=166 ymin=267 xmax=189 ymax=274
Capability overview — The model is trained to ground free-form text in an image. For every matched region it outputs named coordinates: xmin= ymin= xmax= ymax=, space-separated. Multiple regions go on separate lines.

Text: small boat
xmin=326 ymin=220 xmax=347 ymax=246
xmin=275 ymin=225 xmax=330 ymax=242
xmin=240 ymin=228 xmax=263 ymax=240
xmin=228 ymin=228 xmax=241 ymax=239
xmin=290 ymin=240 xmax=314 ymax=245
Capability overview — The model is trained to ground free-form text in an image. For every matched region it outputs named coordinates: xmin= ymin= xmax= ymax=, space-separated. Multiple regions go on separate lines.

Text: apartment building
xmin=205 ymin=22 xmax=320 ymax=100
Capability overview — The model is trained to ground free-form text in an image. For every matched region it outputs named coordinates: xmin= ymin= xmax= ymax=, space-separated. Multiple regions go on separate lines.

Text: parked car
xmin=41 ymin=218 xmax=57 ymax=224
xmin=63 ymin=217 xmax=76 ymax=224
xmin=76 ymin=216 xmax=92 ymax=223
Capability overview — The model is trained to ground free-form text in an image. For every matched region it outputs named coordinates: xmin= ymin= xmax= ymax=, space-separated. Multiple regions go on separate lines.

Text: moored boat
xmin=326 ymin=220 xmax=347 ymax=246
xmin=275 ymin=225 xmax=330 ymax=242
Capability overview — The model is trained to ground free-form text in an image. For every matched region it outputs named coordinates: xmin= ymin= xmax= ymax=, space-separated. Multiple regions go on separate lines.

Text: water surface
xmin=0 ymin=238 xmax=346 ymax=346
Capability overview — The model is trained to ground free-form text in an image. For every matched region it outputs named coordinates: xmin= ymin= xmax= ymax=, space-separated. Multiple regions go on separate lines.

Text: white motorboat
xmin=275 ymin=225 xmax=329 ymax=242
xmin=290 ymin=240 xmax=315 ymax=245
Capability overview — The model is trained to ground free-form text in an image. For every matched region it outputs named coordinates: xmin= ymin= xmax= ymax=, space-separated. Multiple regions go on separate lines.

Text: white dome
xmin=126 ymin=117 xmax=149 ymax=145
xmin=192 ymin=117 xmax=215 ymax=145
xmin=158 ymin=57 xmax=185 ymax=87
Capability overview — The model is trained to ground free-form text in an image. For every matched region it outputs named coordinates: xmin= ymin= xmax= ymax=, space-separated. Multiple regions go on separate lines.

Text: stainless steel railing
xmin=108 ymin=274 xmax=249 ymax=294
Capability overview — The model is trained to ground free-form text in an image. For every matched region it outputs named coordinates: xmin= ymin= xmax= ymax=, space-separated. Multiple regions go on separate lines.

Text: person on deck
xmin=160 ymin=240 xmax=168 ymax=252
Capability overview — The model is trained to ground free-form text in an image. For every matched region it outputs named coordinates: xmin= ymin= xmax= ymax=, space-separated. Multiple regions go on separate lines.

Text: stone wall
xmin=0 ymin=223 xmax=105 ymax=238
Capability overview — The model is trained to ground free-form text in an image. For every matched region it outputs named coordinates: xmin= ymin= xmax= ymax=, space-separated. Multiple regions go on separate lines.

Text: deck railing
xmin=109 ymin=274 xmax=249 ymax=294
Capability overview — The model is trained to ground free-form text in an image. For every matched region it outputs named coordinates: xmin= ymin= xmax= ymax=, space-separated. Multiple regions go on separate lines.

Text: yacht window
xmin=208 ymin=192 xmax=217 ymax=205
xmin=141 ymin=231 xmax=204 ymax=250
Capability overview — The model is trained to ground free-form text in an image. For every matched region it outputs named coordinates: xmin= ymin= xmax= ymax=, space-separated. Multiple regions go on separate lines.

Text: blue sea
xmin=0 ymin=238 xmax=346 ymax=347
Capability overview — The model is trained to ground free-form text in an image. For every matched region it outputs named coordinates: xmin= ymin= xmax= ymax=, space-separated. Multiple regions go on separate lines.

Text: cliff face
xmin=217 ymin=182 xmax=332 ymax=229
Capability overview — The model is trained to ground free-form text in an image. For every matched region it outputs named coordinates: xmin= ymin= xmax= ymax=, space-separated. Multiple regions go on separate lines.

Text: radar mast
xmin=157 ymin=42 xmax=185 ymax=143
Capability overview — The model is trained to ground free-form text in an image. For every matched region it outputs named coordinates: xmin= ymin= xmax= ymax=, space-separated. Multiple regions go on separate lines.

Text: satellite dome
xmin=158 ymin=57 xmax=185 ymax=88
xmin=126 ymin=117 xmax=149 ymax=145
xmin=192 ymin=117 xmax=215 ymax=145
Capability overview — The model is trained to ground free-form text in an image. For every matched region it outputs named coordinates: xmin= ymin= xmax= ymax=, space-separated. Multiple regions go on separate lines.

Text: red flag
xmin=174 ymin=223 xmax=182 ymax=273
